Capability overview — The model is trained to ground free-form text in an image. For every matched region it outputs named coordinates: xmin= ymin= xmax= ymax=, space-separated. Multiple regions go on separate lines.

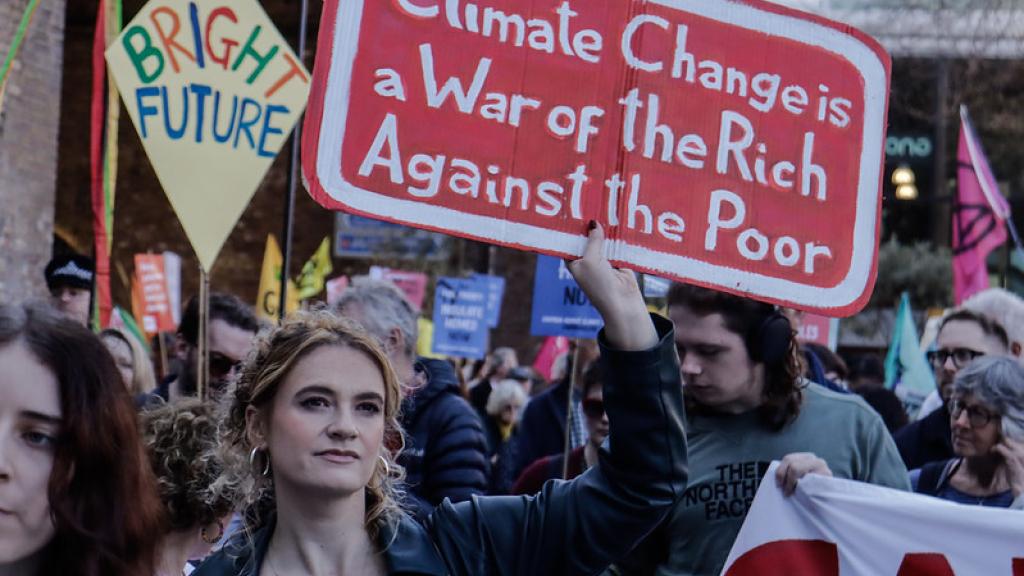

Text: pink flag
xmin=532 ymin=336 xmax=570 ymax=382
xmin=953 ymin=106 xmax=1009 ymax=304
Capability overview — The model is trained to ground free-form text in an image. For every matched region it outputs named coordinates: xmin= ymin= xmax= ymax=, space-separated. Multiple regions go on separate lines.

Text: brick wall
xmin=0 ymin=0 xmax=67 ymax=303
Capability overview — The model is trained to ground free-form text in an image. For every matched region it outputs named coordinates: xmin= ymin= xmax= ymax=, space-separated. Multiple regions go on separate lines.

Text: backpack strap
xmin=917 ymin=458 xmax=957 ymax=496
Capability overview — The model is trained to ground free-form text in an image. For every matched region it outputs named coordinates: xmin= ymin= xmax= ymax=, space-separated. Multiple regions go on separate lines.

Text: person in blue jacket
xmin=193 ymin=223 xmax=688 ymax=576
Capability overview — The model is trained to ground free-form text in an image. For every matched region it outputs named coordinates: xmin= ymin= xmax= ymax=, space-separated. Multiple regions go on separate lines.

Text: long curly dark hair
xmin=0 ymin=303 xmax=163 ymax=575
xmin=667 ymin=284 xmax=803 ymax=430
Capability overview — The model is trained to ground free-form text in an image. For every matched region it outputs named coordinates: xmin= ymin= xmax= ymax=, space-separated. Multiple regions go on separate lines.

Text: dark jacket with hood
xmin=511 ymin=375 xmax=571 ymax=479
xmin=401 ymin=357 xmax=490 ymax=520
xmin=894 ymin=404 xmax=953 ymax=470
xmin=192 ymin=316 xmax=687 ymax=576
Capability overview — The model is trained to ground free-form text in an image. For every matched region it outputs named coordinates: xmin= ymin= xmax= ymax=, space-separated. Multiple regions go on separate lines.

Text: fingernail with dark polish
xmin=588 ymin=220 xmax=598 ymax=231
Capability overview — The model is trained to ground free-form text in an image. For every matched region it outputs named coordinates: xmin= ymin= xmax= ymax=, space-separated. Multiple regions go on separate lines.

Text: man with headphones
xmin=618 ymin=283 xmax=909 ymax=576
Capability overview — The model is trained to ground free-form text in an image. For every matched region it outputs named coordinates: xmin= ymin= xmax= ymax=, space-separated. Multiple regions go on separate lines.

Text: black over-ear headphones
xmin=746 ymin=311 xmax=792 ymax=366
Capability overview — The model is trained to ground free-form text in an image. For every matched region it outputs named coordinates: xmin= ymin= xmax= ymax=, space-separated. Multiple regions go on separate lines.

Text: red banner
xmin=303 ymin=0 xmax=890 ymax=315
xmin=131 ymin=254 xmax=176 ymax=337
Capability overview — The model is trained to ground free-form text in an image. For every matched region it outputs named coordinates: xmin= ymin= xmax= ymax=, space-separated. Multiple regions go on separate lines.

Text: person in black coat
xmin=512 ymin=339 xmax=599 ymax=479
xmin=336 ymin=280 xmax=490 ymax=520
xmin=402 ymin=357 xmax=490 ymax=519
xmin=193 ymin=223 xmax=687 ymax=576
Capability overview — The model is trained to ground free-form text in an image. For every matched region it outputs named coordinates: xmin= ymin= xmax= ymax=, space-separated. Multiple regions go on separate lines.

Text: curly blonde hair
xmin=141 ymin=399 xmax=236 ymax=532
xmin=215 ymin=309 xmax=405 ymax=542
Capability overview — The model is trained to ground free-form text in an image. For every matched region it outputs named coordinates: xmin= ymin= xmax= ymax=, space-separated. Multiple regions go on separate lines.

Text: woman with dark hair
xmin=193 ymin=224 xmax=687 ymax=576
xmin=512 ymin=361 xmax=610 ymax=495
xmin=0 ymin=303 xmax=163 ymax=576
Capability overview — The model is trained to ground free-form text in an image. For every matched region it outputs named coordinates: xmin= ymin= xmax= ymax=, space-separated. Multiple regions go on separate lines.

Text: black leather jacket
xmin=193 ymin=315 xmax=687 ymax=575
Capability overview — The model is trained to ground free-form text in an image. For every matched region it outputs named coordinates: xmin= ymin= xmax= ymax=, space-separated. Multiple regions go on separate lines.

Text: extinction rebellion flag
xmin=953 ymin=106 xmax=1010 ymax=304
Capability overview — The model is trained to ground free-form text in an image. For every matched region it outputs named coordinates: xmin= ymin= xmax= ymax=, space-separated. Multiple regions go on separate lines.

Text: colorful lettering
xmin=189 ymin=2 xmax=205 ymax=69
xmin=264 ymin=53 xmax=308 ymax=98
xmin=122 ymin=26 xmax=164 ymax=84
xmin=190 ymin=83 xmax=212 ymax=142
xmin=161 ymin=85 xmax=189 ymax=140
xmin=135 ymin=86 xmax=161 ymax=137
xmin=258 ymin=104 xmax=289 ymax=157
xmin=150 ymin=6 xmax=196 ymax=73
xmin=232 ymin=26 xmax=279 ymax=84
xmin=233 ymin=97 xmax=262 ymax=150
xmin=211 ymin=91 xmax=238 ymax=144
xmin=205 ymin=7 xmax=239 ymax=70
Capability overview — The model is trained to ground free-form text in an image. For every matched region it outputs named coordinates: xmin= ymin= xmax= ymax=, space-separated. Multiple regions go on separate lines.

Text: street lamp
xmin=892 ymin=165 xmax=918 ymax=200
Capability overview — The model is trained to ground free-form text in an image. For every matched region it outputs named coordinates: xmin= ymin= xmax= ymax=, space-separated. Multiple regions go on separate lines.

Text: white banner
xmin=722 ymin=462 xmax=1024 ymax=575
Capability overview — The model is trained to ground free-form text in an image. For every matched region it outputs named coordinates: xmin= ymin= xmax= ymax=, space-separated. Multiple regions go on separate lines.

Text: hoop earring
xmin=249 ymin=446 xmax=271 ymax=477
xmin=378 ymin=454 xmax=391 ymax=479
xmin=200 ymin=520 xmax=225 ymax=544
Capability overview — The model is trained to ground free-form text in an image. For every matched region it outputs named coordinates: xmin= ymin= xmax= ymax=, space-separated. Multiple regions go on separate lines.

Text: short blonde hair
xmin=217 ymin=309 xmax=405 ymax=541
xmin=486 ymin=379 xmax=527 ymax=417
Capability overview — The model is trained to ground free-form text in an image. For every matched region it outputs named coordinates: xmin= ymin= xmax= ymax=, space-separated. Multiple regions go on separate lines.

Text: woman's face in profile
xmin=0 ymin=341 xmax=61 ymax=565
xmin=102 ymin=335 xmax=135 ymax=391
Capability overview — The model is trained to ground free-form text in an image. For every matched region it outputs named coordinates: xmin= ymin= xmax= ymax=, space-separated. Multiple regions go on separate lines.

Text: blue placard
xmin=334 ymin=214 xmax=448 ymax=260
xmin=432 ymin=277 xmax=490 ymax=359
xmin=472 ymin=274 xmax=506 ymax=328
xmin=529 ymin=255 xmax=603 ymax=339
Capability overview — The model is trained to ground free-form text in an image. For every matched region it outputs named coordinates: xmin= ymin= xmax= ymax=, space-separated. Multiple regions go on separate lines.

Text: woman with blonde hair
xmin=101 ymin=328 xmax=158 ymax=396
xmin=193 ymin=225 xmax=687 ymax=576
xmin=141 ymin=399 xmax=239 ymax=575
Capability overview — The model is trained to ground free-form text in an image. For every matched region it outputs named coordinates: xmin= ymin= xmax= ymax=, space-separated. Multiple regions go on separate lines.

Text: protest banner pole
xmin=197 ymin=267 xmax=209 ymax=400
xmin=562 ymin=339 xmax=581 ymax=480
xmin=157 ymin=332 xmax=168 ymax=380
xmin=278 ymin=0 xmax=310 ymax=321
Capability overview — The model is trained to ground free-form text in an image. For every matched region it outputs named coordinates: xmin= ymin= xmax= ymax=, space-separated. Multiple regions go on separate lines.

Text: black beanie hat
xmin=44 ymin=254 xmax=95 ymax=291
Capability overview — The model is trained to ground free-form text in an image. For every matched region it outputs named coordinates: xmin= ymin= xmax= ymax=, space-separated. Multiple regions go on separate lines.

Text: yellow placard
xmin=105 ymin=0 xmax=309 ymax=270
xmin=256 ymin=234 xmax=298 ymax=323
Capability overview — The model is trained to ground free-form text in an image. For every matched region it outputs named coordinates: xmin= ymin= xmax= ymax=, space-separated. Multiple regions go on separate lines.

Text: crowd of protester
xmin=4 ymin=228 xmax=1024 ymax=576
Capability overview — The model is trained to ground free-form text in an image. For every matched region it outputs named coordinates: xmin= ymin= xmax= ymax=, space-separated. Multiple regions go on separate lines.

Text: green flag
xmin=884 ymin=292 xmax=935 ymax=413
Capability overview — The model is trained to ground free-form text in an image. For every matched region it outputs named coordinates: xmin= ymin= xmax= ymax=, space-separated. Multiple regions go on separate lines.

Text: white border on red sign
xmin=314 ymin=0 xmax=886 ymax=313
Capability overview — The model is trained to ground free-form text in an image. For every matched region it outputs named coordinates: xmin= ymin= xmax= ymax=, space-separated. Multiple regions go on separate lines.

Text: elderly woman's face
xmin=0 ymin=341 xmax=61 ymax=566
xmin=950 ymin=394 xmax=1001 ymax=458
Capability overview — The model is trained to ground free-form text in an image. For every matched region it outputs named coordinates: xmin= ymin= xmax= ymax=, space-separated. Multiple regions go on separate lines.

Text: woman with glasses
xmin=511 ymin=361 xmax=609 ymax=495
xmin=911 ymin=356 xmax=1024 ymax=509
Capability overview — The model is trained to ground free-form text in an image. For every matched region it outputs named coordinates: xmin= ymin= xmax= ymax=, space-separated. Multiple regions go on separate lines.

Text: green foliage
xmin=869 ymin=239 xmax=953 ymax=309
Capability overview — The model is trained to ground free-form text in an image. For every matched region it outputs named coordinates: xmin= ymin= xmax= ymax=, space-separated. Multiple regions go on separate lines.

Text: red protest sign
xmin=303 ymin=0 xmax=890 ymax=316
xmin=131 ymin=254 xmax=176 ymax=336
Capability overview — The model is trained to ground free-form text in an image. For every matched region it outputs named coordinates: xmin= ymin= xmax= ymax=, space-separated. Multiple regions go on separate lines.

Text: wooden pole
xmin=197 ymin=267 xmax=209 ymax=400
xmin=157 ymin=331 xmax=168 ymax=380
xmin=562 ymin=339 xmax=581 ymax=480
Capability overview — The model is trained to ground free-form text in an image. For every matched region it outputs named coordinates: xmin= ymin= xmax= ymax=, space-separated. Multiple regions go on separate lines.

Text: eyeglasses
xmin=582 ymin=398 xmax=605 ymax=419
xmin=208 ymin=352 xmax=243 ymax=379
xmin=926 ymin=348 xmax=985 ymax=369
xmin=949 ymin=399 xmax=997 ymax=428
